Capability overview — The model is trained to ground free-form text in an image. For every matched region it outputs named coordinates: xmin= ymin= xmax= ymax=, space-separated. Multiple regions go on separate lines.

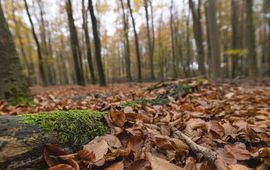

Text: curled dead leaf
xmin=105 ymin=160 xmax=124 ymax=170
xmin=48 ymin=164 xmax=75 ymax=170
xmin=111 ymin=109 xmax=126 ymax=127
xmin=145 ymin=152 xmax=182 ymax=170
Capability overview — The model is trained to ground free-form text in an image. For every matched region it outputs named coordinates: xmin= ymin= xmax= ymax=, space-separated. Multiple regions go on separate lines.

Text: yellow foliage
xmin=96 ymin=2 xmax=110 ymax=13
xmin=224 ymin=49 xmax=248 ymax=57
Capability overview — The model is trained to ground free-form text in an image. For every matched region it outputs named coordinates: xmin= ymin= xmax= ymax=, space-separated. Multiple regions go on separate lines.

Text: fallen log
xmin=0 ymin=110 xmax=109 ymax=170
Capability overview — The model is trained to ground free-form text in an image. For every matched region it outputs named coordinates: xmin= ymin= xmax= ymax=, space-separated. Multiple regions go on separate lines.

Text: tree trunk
xmin=149 ymin=0 xmax=156 ymax=79
xmin=120 ymin=0 xmax=132 ymax=82
xmin=189 ymin=0 xmax=205 ymax=75
xmin=231 ymin=0 xmax=238 ymax=78
xmin=170 ymin=0 xmax=177 ymax=78
xmin=0 ymin=110 xmax=107 ymax=169
xmin=127 ymin=0 xmax=142 ymax=82
xmin=0 ymin=3 xmax=31 ymax=104
xmin=88 ymin=0 xmax=107 ymax=86
xmin=65 ymin=0 xmax=85 ymax=86
xmin=23 ymin=0 xmax=47 ymax=86
xmin=144 ymin=0 xmax=155 ymax=80
xmin=206 ymin=0 xmax=221 ymax=80
xmin=82 ymin=0 xmax=97 ymax=84
xmin=246 ymin=0 xmax=257 ymax=78
xmin=11 ymin=0 xmax=30 ymax=78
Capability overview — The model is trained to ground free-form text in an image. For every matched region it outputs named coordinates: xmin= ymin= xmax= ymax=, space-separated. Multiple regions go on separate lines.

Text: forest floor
xmin=0 ymin=79 xmax=270 ymax=169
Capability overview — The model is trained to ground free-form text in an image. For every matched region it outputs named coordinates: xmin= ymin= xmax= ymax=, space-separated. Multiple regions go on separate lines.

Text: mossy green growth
xmin=20 ymin=110 xmax=109 ymax=146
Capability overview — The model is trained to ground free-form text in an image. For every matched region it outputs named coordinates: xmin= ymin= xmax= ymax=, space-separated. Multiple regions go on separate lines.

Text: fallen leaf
xmin=105 ymin=160 xmax=124 ymax=170
xmin=145 ymin=152 xmax=182 ymax=170
xmin=111 ymin=109 xmax=126 ymax=127
xmin=228 ymin=164 xmax=249 ymax=170
xmin=48 ymin=164 xmax=75 ymax=170
xmin=128 ymin=159 xmax=151 ymax=170
xmin=83 ymin=138 xmax=109 ymax=162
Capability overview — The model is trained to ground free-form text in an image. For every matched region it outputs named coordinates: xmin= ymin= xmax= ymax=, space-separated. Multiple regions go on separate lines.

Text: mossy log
xmin=0 ymin=110 xmax=109 ymax=170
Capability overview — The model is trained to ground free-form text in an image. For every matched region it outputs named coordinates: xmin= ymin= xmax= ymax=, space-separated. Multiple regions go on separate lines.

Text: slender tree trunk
xmin=0 ymin=2 xmax=31 ymax=104
xmin=65 ymin=0 xmax=85 ymax=85
xmin=267 ymin=0 xmax=270 ymax=76
xmin=170 ymin=0 xmax=177 ymax=78
xmin=23 ymin=0 xmax=46 ymax=86
xmin=82 ymin=0 xmax=96 ymax=84
xmin=11 ymin=1 xmax=30 ymax=77
xmin=120 ymin=0 xmax=132 ymax=82
xmin=246 ymin=0 xmax=257 ymax=78
xmin=144 ymin=0 xmax=155 ymax=80
xmin=186 ymin=9 xmax=191 ymax=77
xmin=189 ymin=0 xmax=205 ymax=75
xmin=206 ymin=0 xmax=221 ymax=80
xmin=127 ymin=0 xmax=142 ymax=82
xmin=231 ymin=0 xmax=239 ymax=78
xmin=88 ymin=0 xmax=106 ymax=86
xmin=158 ymin=18 xmax=164 ymax=81
xmin=204 ymin=3 xmax=212 ymax=78
xmin=149 ymin=0 xmax=155 ymax=78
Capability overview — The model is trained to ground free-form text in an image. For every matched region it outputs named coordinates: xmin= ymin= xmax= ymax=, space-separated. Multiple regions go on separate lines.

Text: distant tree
xmin=143 ymin=0 xmax=155 ymax=80
xmin=246 ymin=0 xmax=257 ymax=78
xmin=169 ymin=0 xmax=177 ymax=78
xmin=127 ymin=0 xmax=142 ymax=82
xmin=120 ymin=0 xmax=132 ymax=82
xmin=82 ymin=0 xmax=96 ymax=84
xmin=0 ymin=2 xmax=31 ymax=104
xmin=65 ymin=0 xmax=85 ymax=85
xmin=189 ymin=0 xmax=205 ymax=75
xmin=206 ymin=0 xmax=221 ymax=80
xmin=88 ymin=0 xmax=106 ymax=86
xmin=23 ymin=0 xmax=47 ymax=85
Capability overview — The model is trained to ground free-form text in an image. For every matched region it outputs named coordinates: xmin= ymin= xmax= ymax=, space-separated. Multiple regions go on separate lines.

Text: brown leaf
xmin=207 ymin=120 xmax=225 ymax=138
xmin=78 ymin=150 xmax=95 ymax=161
xmin=83 ymin=138 xmax=109 ymax=162
xmin=145 ymin=152 xmax=182 ymax=170
xmin=228 ymin=164 xmax=249 ymax=170
xmin=128 ymin=159 xmax=151 ymax=170
xmin=43 ymin=144 xmax=70 ymax=167
xmin=48 ymin=164 xmax=75 ymax=170
xmin=224 ymin=143 xmax=251 ymax=161
xmin=111 ymin=109 xmax=126 ymax=127
xmin=97 ymin=135 xmax=122 ymax=148
xmin=105 ymin=160 xmax=124 ymax=170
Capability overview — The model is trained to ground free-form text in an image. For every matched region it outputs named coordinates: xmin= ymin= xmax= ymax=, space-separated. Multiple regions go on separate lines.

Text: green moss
xmin=5 ymin=86 xmax=32 ymax=105
xmin=121 ymin=98 xmax=152 ymax=107
xmin=20 ymin=110 xmax=109 ymax=146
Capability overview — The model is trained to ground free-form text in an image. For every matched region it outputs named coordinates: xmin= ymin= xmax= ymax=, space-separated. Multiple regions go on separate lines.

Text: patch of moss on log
xmin=20 ymin=110 xmax=109 ymax=146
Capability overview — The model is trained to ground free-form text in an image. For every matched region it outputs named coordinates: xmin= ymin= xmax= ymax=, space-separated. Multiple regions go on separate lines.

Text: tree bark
xmin=120 ymin=0 xmax=132 ymax=82
xmin=169 ymin=0 xmax=177 ymax=78
xmin=231 ymin=0 xmax=239 ymax=78
xmin=144 ymin=0 xmax=155 ymax=80
xmin=88 ymin=0 xmax=107 ymax=86
xmin=0 ymin=2 xmax=31 ymax=104
xmin=65 ymin=0 xmax=85 ymax=86
xmin=127 ymin=0 xmax=142 ymax=82
xmin=246 ymin=0 xmax=257 ymax=78
xmin=189 ymin=0 xmax=205 ymax=75
xmin=206 ymin=0 xmax=221 ymax=80
xmin=23 ymin=0 xmax=47 ymax=86
xmin=82 ymin=0 xmax=97 ymax=84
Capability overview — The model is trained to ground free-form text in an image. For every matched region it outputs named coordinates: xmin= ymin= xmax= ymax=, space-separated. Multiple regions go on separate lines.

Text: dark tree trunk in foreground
xmin=189 ymin=0 xmax=205 ymax=75
xmin=23 ymin=0 xmax=47 ymax=86
xmin=206 ymin=0 xmax=221 ymax=80
xmin=88 ymin=0 xmax=106 ymax=86
xmin=246 ymin=0 xmax=257 ymax=78
xmin=127 ymin=0 xmax=142 ymax=82
xmin=0 ymin=3 xmax=31 ymax=104
xmin=120 ymin=0 xmax=132 ymax=82
xmin=82 ymin=0 xmax=96 ymax=84
xmin=144 ymin=0 xmax=155 ymax=80
xmin=66 ymin=0 xmax=85 ymax=85
xmin=0 ymin=110 xmax=107 ymax=169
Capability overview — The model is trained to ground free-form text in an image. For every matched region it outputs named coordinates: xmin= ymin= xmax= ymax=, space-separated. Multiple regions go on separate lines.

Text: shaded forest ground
xmin=0 ymin=79 xmax=270 ymax=169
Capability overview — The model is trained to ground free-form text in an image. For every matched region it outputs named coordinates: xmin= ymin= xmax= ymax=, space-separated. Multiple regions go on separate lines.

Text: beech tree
xmin=88 ymin=0 xmax=106 ymax=86
xmin=0 ymin=2 xmax=31 ymax=104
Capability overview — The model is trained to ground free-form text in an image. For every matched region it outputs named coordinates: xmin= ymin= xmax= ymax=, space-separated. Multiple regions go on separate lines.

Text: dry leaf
xmin=83 ymin=138 xmax=109 ymax=162
xmin=228 ymin=164 xmax=250 ymax=170
xmin=48 ymin=164 xmax=75 ymax=170
xmin=111 ymin=109 xmax=126 ymax=127
xmin=105 ymin=160 xmax=124 ymax=170
xmin=145 ymin=152 xmax=182 ymax=170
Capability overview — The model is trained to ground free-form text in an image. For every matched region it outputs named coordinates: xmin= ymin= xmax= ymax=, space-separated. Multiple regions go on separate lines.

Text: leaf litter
xmin=1 ymin=80 xmax=270 ymax=169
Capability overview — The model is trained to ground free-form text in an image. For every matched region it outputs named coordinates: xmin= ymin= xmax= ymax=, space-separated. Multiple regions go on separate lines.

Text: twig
xmin=172 ymin=127 xmax=217 ymax=162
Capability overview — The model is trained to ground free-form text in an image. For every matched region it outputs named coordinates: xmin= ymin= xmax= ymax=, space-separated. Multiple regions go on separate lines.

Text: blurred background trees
xmin=1 ymin=0 xmax=270 ymax=86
